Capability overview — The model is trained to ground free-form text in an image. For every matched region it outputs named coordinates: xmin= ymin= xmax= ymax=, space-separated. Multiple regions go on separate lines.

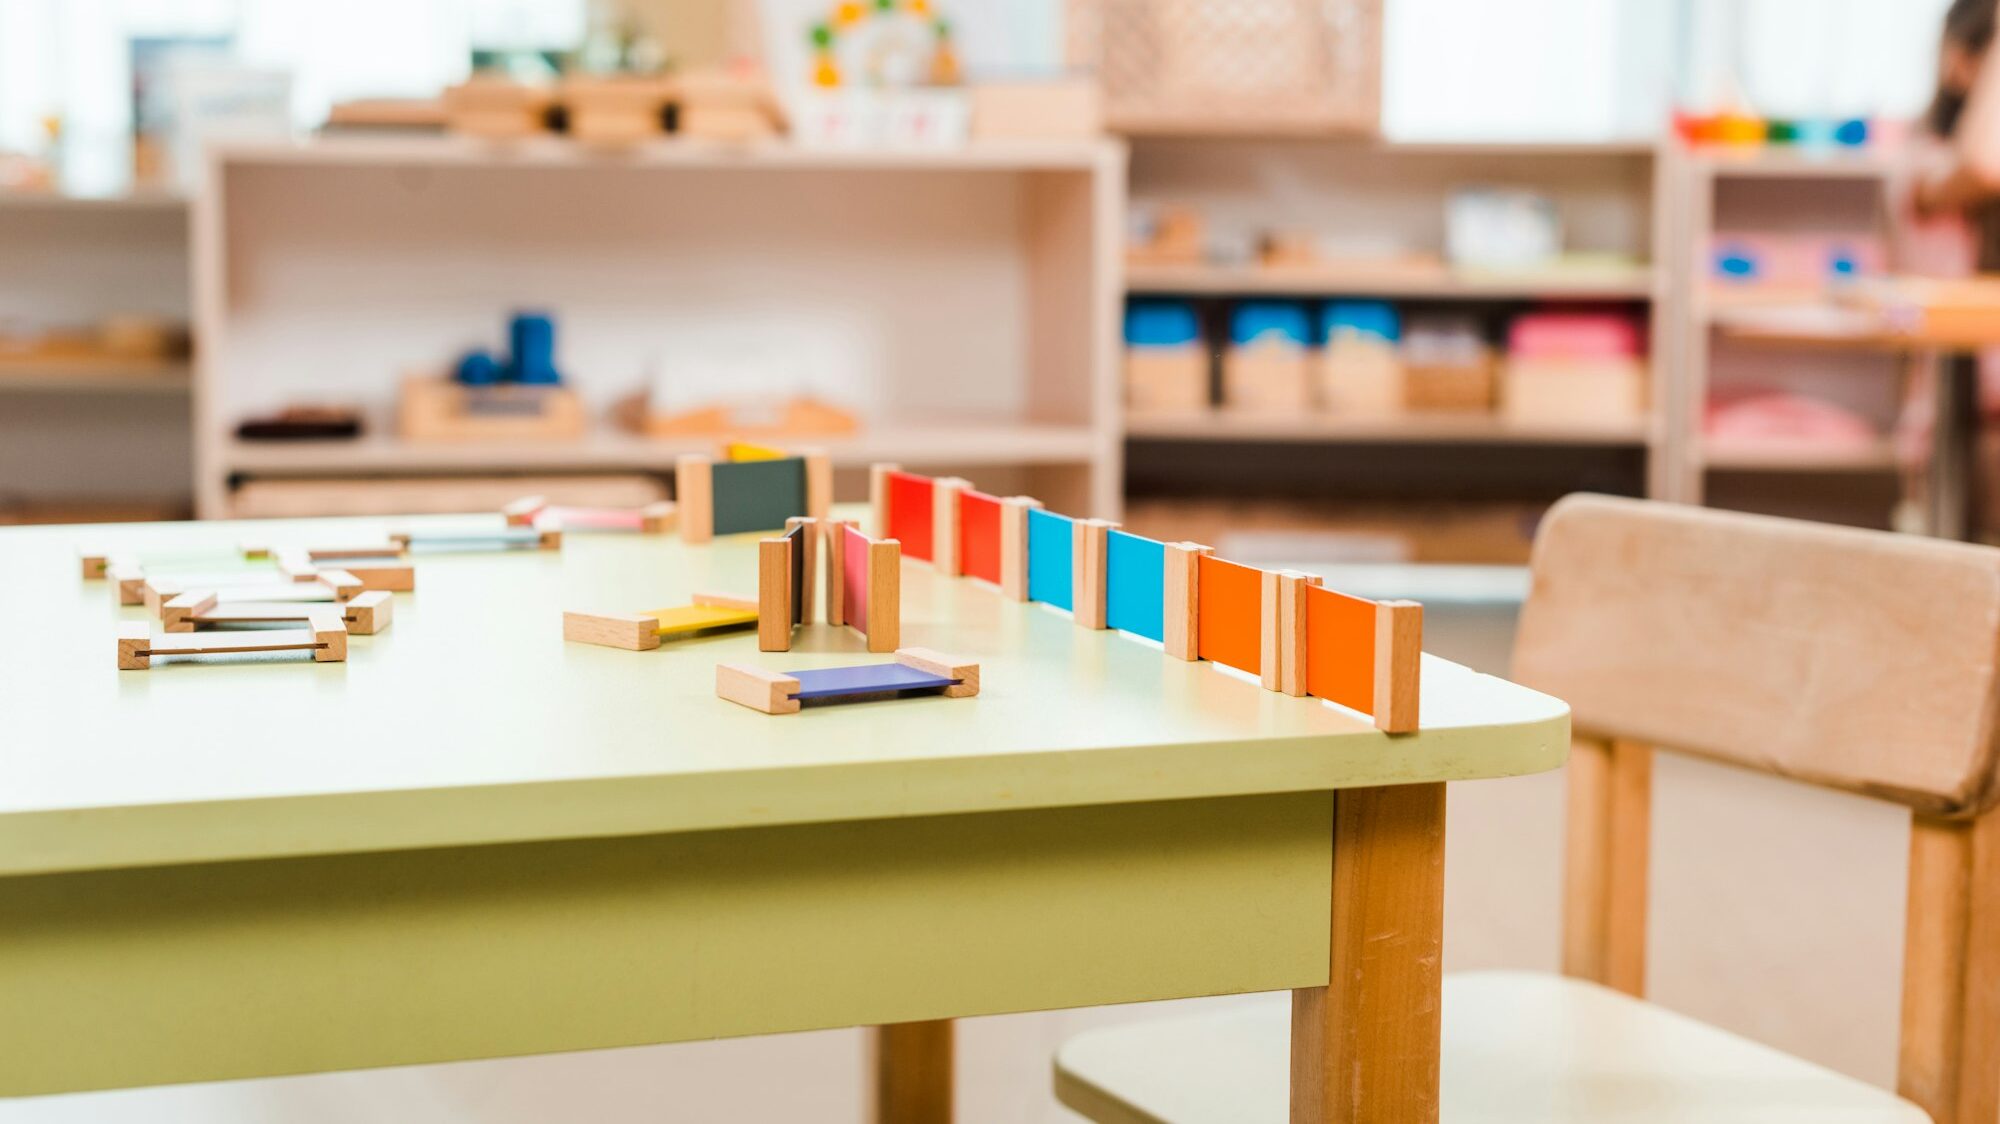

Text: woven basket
xmin=1069 ymin=0 xmax=1380 ymax=135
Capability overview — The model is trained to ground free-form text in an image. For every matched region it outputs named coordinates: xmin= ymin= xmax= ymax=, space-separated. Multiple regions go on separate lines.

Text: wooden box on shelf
xmin=675 ymin=69 xmax=785 ymax=141
xmin=442 ymin=76 xmax=555 ymax=139
xmin=618 ymin=393 xmax=856 ymax=439
xmin=1499 ymin=311 xmax=1645 ymax=425
xmin=1223 ymin=346 xmax=1312 ymax=412
xmin=1402 ymin=316 xmax=1494 ymax=412
xmin=563 ymin=76 xmax=673 ymax=145
xmin=397 ymin=375 xmax=586 ymax=442
xmin=1404 ymin=356 xmax=1494 ymax=412
xmin=1320 ymin=339 xmax=1402 ymax=417
xmin=1126 ymin=348 xmax=1209 ymax=413
xmin=1501 ymin=364 xmax=1643 ymax=425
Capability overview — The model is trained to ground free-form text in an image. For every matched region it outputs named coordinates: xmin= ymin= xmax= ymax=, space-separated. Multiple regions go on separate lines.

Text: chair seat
xmin=1055 ymin=971 xmax=1931 ymax=1124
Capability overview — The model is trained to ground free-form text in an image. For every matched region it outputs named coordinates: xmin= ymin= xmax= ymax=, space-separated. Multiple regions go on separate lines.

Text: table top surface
xmin=0 ymin=510 xmax=1568 ymax=877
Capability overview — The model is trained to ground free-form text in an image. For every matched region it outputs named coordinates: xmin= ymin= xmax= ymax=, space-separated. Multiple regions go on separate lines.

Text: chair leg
xmin=874 ymin=1019 xmax=953 ymax=1124
xmin=1560 ymin=737 xmax=1651 ymax=996
xmin=1898 ymin=812 xmax=2000 ymax=1124
xmin=1290 ymin=782 xmax=1446 ymax=1124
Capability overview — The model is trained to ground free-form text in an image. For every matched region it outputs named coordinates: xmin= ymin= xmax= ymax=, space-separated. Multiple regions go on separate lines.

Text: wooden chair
xmin=1054 ymin=494 xmax=2000 ymax=1123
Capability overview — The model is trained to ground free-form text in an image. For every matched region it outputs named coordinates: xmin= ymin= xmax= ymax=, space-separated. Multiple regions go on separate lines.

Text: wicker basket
xmin=1068 ymin=0 xmax=1380 ymax=134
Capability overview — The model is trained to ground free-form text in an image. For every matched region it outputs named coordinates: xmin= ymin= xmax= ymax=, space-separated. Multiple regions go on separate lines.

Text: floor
xmin=3 ymin=567 xmax=1913 ymax=1122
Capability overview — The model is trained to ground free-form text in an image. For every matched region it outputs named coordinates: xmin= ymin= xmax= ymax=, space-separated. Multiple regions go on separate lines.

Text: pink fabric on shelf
xmin=1509 ymin=310 xmax=1644 ymax=360
xmin=1706 ymin=392 xmax=1880 ymax=448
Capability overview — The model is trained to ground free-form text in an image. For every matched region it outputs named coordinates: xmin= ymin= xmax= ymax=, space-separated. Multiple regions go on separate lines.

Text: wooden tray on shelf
xmin=398 ymin=375 xmax=587 ymax=443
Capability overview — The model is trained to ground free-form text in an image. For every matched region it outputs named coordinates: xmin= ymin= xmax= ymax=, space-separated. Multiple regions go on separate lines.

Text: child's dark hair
xmin=1935 ymin=0 xmax=1999 ymax=136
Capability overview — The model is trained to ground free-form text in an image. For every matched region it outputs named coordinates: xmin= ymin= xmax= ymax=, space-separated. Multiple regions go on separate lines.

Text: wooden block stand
xmin=716 ymin=648 xmax=980 ymax=715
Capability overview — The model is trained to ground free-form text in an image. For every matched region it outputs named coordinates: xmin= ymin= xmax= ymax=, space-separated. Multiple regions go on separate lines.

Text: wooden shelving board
xmin=1125 ymin=262 xmax=1656 ymax=300
xmin=0 ymin=190 xmax=187 ymax=213
xmin=215 ymin=135 xmax=1119 ymax=173
xmin=1126 ymin=412 xmax=1650 ymax=446
xmin=1701 ymin=441 xmax=1898 ymax=473
xmin=221 ymin=423 xmax=1103 ymax=476
xmin=1687 ymin=150 xmax=1894 ymax=182
xmin=0 ymin=358 xmax=191 ymax=394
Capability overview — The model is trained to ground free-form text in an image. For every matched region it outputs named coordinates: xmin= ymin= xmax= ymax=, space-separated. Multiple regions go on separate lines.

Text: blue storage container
xmin=1322 ymin=300 xmax=1401 ymax=344
xmin=1229 ymin=301 xmax=1312 ymax=347
xmin=1124 ymin=300 xmax=1201 ymax=348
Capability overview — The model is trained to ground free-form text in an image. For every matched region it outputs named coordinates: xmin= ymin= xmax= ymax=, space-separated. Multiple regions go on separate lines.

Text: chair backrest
xmin=1514 ymin=493 xmax=2000 ymax=818
xmin=1512 ymin=495 xmax=2000 ymax=1124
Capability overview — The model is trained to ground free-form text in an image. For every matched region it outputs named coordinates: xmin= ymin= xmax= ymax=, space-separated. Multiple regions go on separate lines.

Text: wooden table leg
xmin=874 ymin=1019 xmax=954 ymax=1124
xmin=1290 ymin=782 xmax=1447 ymax=1124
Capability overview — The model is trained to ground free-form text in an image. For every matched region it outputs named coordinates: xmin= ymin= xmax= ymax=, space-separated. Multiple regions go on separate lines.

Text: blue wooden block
xmin=1027 ymin=508 xmax=1074 ymax=610
xmin=787 ymin=663 xmax=958 ymax=701
xmin=1105 ymin=530 xmax=1165 ymax=642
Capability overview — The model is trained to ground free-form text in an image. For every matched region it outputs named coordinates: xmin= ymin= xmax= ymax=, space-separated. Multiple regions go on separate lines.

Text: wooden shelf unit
xmin=1119 ymin=137 xmax=1668 ymax=528
xmin=1665 ymin=145 xmax=1904 ymax=521
xmin=195 ymin=137 xmax=1127 ymax=518
xmin=0 ymin=193 xmax=191 ymax=509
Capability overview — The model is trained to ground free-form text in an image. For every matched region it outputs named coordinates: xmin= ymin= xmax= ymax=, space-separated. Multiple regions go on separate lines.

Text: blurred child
xmin=1896 ymin=0 xmax=2000 ymax=531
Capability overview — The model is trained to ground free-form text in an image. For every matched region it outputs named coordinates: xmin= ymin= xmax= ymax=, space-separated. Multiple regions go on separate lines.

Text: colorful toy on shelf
xmin=401 ymin=311 xmax=584 ymax=443
xmin=503 ymin=495 xmax=676 ymax=533
xmin=1401 ymin=315 xmax=1494 ymax=413
xmin=118 ymin=615 xmax=347 ymax=671
xmin=791 ymin=1 xmax=970 ymax=148
xmin=716 ymin=648 xmax=977 ymax=715
xmin=164 ymin=589 xmax=394 ymax=635
xmin=1502 ymin=310 xmax=1646 ymax=426
xmin=563 ymin=593 xmax=761 ymax=651
xmin=1126 ymin=203 xmax=1205 ymax=267
xmin=1675 ymin=111 xmax=1870 ymax=150
xmin=1223 ymin=301 xmax=1313 ymax=413
xmin=1320 ymin=300 xmax=1402 ymax=418
xmin=1124 ymin=300 xmax=1208 ymax=414
xmin=675 ymin=446 xmax=833 ymax=544
xmin=1709 ymin=232 xmax=1885 ymax=291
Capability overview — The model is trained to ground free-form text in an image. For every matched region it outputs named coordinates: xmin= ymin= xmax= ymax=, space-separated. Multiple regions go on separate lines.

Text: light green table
xmin=0 ymin=511 xmax=1569 ymax=1123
